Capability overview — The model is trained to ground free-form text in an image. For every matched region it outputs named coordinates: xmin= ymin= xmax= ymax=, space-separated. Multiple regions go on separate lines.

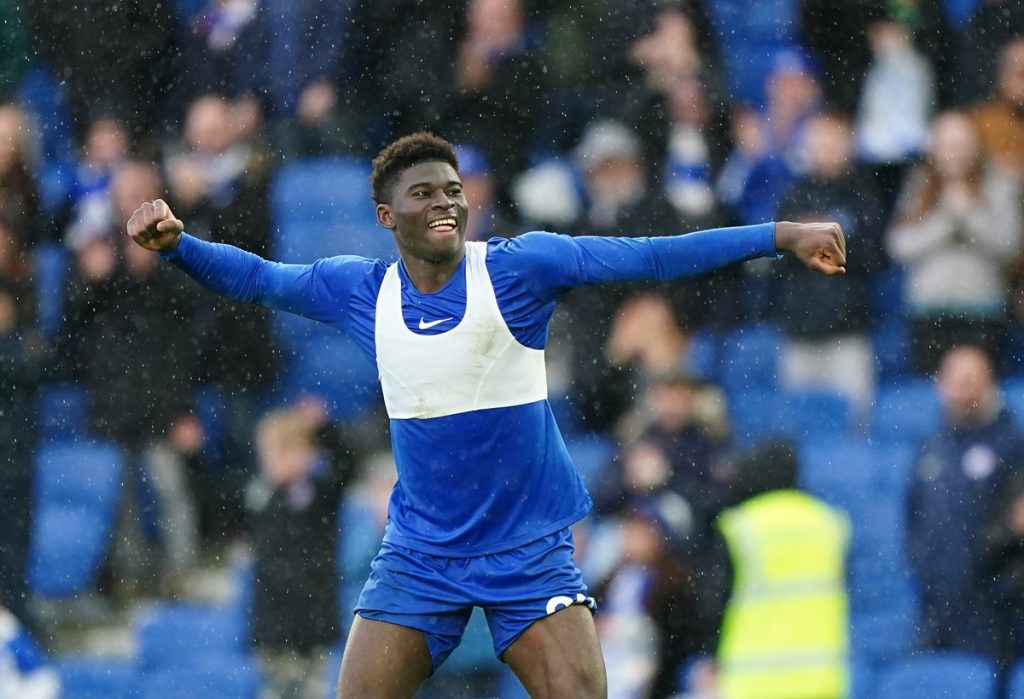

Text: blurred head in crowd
xmin=184 ymin=94 xmax=238 ymax=157
xmin=622 ymin=439 xmax=673 ymax=494
xmin=622 ymin=491 xmax=695 ymax=563
xmin=929 ymin=111 xmax=984 ymax=181
xmin=605 ymin=293 xmax=689 ymax=375
xmin=731 ymin=440 xmax=798 ymax=502
xmin=82 ymin=116 xmax=128 ymax=172
xmin=0 ymin=104 xmax=31 ymax=176
xmin=937 ymin=345 xmax=999 ymax=427
xmin=629 ymin=7 xmax=702 ymax=92
xmin=575 ymin=119 xmax=648 ymax=225
xmin=803 ymin=112 xmax=854 ymax=179
xmin=256 ymin=408 xmax=318 ymax=487
xmin=765 ymin=48 xmax=822 ymax=119
xmin=996 ymin=37 xmax=1024 ymax=108
xmin=465 ymin=0 xmax=524 ymax=50
xmin=645 ymin=371 xmax=700 ymax=432
xmin=112 ymin=161 xmax=161 ymax=226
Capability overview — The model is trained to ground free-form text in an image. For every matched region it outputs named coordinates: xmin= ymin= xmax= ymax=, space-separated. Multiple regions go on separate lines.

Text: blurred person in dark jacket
xmin=594 ymin=492 xmax=703 ymax=699
xmin=0 ymin=215 xmax=45 ymax=625
xmin=0 ymin=104 xmax=41 ymax=249
xmin=246 ymin=406 xmax=355 ymax=699
xmin=907 ymin=344 xmax=1024 ymax=658
xmin=55 ymin=162 xmax=203 ymax=597
xmin=165 ymin=93 xmax=279 ymax=519
xmin=772 ymin=112 xmax=886 ymax=418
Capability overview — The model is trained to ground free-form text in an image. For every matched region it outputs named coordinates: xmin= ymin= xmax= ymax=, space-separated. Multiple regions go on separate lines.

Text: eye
xmin=448 ymin=187 xmax=464 ymax=197
xmin=412 ymin=190 xmax=429 ymax=198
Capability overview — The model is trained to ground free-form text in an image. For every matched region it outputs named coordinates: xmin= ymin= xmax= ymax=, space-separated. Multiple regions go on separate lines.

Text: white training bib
xmin=374 ymin=241 xmax=548 ymax=420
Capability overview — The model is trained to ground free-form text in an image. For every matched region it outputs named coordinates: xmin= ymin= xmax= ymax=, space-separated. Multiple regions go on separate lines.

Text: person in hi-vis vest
xmin=702 ymin=441 xmax=851 ymax=699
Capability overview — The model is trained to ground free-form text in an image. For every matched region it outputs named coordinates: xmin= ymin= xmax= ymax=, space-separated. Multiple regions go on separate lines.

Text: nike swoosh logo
xmin=418 ymin=317 xmax=454 ymax=330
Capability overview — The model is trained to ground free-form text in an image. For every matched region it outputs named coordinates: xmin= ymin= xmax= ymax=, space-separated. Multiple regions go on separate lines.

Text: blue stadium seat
xmin=563 ymin=432 xmax=615 ymax=492
xmin=136 ymin=658 xmax=260 ymax=699
xmin=730 ymin=388 xmax=850 ymax=447
xmin=1004 ymin=658 xmax=1024 ymax=699
xmin=873 ymin=652 xmax=998 ymax=699
xmin=1002 ymin=377 xmax=1024 ymax=433
xmin=271 ymin=157 xmax=394 ymax=264
xmin=870 ymin=378 xmax=941 ymax=445
xmin=33 ymin=242 xmax=71 ymax=340
xmin=29 ymin=440 xmax=124 ymax=597
xmin=134 ymin=602 xmax=248 ymax=671
xmin=850 ymin=607 xmax=917 ymax=667
xmin=718 ymin=323 xmax=781 ymax=397
xmin=57 ymin=656 xmax=137 ymax=699
xmin=36 ymin=382 xmax=88 ymax=441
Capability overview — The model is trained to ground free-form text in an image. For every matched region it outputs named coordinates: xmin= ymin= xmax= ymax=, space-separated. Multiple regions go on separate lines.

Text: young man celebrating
xmin=127 ymin=132 xmax=846 ymax=699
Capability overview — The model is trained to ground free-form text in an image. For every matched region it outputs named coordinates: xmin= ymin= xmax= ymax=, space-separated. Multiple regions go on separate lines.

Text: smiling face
xmin=376 ymin=160 xmax=470 ymax=266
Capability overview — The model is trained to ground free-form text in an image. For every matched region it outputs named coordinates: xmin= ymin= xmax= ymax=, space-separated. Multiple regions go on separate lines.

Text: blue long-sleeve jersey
xmin=163 ymin=224 xmax=777 ymax=555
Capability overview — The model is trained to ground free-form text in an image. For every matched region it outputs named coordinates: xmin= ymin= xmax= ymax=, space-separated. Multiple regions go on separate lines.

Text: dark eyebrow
xmin=405 ymin=179 xmax=463 ymax=192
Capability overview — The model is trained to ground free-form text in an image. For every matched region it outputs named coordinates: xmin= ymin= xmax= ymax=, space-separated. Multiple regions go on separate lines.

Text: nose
xmin=432 ymin=191 xmax=455 ymax=209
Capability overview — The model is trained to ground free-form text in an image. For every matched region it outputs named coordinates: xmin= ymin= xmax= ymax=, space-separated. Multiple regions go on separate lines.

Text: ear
xmin=376 ymin=203 xmax=395 ymax=229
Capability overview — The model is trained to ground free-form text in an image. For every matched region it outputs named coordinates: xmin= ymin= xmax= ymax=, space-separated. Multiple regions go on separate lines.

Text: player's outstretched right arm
xmin=125 ymin=199 xmax=362 ymax=325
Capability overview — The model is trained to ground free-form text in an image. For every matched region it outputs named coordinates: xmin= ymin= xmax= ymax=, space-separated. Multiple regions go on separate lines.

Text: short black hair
xmin=370 ymin=132 xmax=459 ymax=204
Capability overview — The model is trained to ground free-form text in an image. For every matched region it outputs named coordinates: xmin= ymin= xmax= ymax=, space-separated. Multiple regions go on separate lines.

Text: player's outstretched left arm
xmin=127 ymin=199 xmax=184 ymax=253
xmin=774 ymin=220 xmax=846 ymax=275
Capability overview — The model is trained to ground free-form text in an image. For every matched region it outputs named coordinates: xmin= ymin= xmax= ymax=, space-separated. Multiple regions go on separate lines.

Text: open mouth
xmin=427 ymin=217 xmax=457 ymax=233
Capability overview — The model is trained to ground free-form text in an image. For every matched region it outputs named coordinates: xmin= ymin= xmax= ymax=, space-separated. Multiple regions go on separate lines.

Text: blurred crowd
xmin=2 ymin=0 xmax=1024 ymax=697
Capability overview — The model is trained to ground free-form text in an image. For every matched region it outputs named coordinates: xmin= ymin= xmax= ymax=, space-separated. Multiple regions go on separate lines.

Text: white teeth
xmin=428 ymin=218 xmax=457 ymax=228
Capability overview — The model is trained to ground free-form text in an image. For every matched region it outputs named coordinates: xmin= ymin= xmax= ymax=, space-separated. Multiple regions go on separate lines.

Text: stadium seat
xmin=869 ymin=378 xmax=941 ymax=445
xmin=730 ymin=388 xmax=851 ymax=447
xmin=29 ymin=440 xmax=124 ymax=597
xmin=33 ymin=242 xmax=71 ymax=340
xmin=56 ymin=655 xmax=137 ymax=699
xmin=1004 ymin=658 xmax=1024 ymax=699
xmin=718 ymin=323 xmax=782 ymax=398
xmin=134 ymin=602 xmax=248 ymax=671
xmin=36 ymin=382 xmax=89 ymax=441
xmin=135 ymin=658 xmax=260 ymax=699
xmin=873 ymin=652 xmax=998 ymax=699
xmin=271 ymin=157 xmax=394 ymax=264
xmin=1002 ymin=377 xmax=1024 ymax=433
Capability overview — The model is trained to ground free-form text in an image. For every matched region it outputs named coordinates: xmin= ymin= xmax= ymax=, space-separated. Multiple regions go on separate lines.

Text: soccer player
xmin=126 ymin=132 xmax=846 ymax=699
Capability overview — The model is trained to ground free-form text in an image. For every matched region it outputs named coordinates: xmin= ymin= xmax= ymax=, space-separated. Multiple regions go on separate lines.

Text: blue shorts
xmin=354 ymin=527 xmax=595 ymax=672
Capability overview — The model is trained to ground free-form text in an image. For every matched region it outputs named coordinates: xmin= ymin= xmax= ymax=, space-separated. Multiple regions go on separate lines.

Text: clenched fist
xmin=126 ymin=199 xmax=184 ymax=253
xmin=774 ymin=221 xmax=847 ymax=276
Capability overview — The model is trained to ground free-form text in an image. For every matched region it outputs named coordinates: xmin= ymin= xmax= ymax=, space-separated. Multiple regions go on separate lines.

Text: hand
xmin=775 ymin=220 xmax=846 ymax=275
xmin=127 ymin=199 xmax=184 ymax=253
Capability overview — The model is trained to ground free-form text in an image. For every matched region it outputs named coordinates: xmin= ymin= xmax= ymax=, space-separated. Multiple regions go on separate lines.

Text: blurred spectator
xmin=886 ymin=110 xmax=1022 ymax=374
xmin=0 ymin=103 xmax=41 ymax=249
xmin=953 ymin=0 xmax=1024 ymax=104
xmin=0 ymin=2 xmax=28 ymax=101
xmin=969 ymin=37 xmax=1024 ymax=181
xmin=595 ymin=370 xmax=731 ymax=537
xmin=854 ymin=8 xmax=936 ymax=221
xmin=453 ymin=144 xmax=518 ymax=241
xmin=696 ymin=441 xmax=850 ymax=699
xmin=253 ymin=0 xmax=363 ymax=157
xmin=594 ymin=492 xmax=702 ymax=699
xmin=907 ymin=345 xmax=1024 ymax=659
xmin=0 ymin=604 xmax=59 ymax=699
xmin=246 ymin=407 xmax=355 ymax=699
xmin=55 ymin=161 xmax=203 ymax=597
xmin=773 ymin=112 xmax=886 ymax=417
xmin=716 ymin=49 xmax=823 ymax=226
xmin=981 ymin=464 xmax=1024 ymax=661
xmin=0 ymin=215 xmax=44 ymax=625
xmin=352 ymin=0 xmax=462 ymax=144
xmin=442 ymin=0 xmax=547 ymax=209
xmin=800 ymin=0 xmax=879 ymax=112
xmin=165 ymin=93 xmax=279 ymax=512
xmin=26 ymin=0 xmax=178 ymax=148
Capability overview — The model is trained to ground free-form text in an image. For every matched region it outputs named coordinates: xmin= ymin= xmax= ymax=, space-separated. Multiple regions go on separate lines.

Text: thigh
xmin=502 ymin=605 xmax=607 ymax=699
xmin=336 ymin=615 xmax=432 ymax=699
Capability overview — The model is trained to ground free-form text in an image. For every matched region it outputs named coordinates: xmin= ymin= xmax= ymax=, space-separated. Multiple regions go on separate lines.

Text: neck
xmin=400 ymin=248 xmax=467 ymax=294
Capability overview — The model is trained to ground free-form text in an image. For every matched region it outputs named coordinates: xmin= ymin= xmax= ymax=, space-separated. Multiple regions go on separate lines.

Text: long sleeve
xmin=495 ymin=223 xmax=778 ymax=303
xmin=160 ymin=232 xmax=377 ymax=327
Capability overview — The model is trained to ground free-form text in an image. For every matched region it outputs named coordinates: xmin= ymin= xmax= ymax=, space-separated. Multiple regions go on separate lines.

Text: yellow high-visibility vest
xmin=716 ymin=489 xmax=850 ymax=699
